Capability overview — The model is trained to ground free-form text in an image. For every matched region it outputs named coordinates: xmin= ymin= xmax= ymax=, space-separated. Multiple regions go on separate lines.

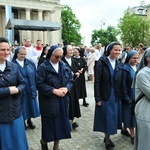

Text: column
xmin=49 ymin=10 xmax=55 ymax=45
xmin=43 ymin=11 xmax=48 ymax=44
xmin=38 ymin=9 xmax=43 ymax=42
xmin=25 ymin=9 xmax=31 ymax=40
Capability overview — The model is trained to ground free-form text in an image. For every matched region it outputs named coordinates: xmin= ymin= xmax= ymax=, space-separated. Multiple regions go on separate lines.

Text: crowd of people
xmin=0 ymin=36 xmax=149 ymax=150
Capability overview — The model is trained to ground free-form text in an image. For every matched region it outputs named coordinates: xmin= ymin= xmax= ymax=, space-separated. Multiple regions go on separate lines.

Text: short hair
xmin=37 ymin=40 xmax=41 ymax=42
xmin=0 ymin=37 xmax=9 ymax=44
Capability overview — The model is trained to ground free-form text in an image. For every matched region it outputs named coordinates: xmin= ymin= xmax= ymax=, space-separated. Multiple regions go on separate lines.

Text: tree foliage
xmin=61 ymin=5 xmax=82 ymax=46
xmin=118 ymin=11 xmax=150 ymax=47
xmin=91 ymin=26 xmax=119 ymax=46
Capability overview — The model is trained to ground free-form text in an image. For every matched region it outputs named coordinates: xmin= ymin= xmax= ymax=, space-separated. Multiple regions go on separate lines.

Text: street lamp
xmin=101 ymin=20 xmax=105 ymax=30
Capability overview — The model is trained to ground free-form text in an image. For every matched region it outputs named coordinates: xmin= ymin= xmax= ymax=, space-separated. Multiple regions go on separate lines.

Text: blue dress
xmin=0 ymin=115 xmax=28 ymax=150
xmin=12 ymin=59 xmax=40 ymax=120
xmin=93 ymin=60 xmax=122 ymax=134
xmin=122 ymin=64 xmax=136 ymax=128
xmin=41 ymin=65 xmax=71 ymax=142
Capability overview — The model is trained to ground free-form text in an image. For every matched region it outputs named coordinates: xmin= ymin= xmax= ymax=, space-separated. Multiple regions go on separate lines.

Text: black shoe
xmin=72 ymin=122 xmax=78 ymax=129
xmin=83 ymin=103 xmax=89 ymax=107
xmin=121 ymin=130 xmax=130 ymax=137
xmin=104 ymin=138 xmax=115 ymax=147
xmin=105 ymin=143 xmax=114 ymax=150
xmin=130 ymin=136 xmax=134 ymax=144
xmin=40 ymin=140 xmax=49 ymax=150
xmin=27 ymin=119 xmax=36 ymax=129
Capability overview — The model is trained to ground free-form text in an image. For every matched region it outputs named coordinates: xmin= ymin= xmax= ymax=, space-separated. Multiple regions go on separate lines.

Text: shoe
xmin=105 ymin=143 xmax=114 ymax=150
xmin=104 ymin=138 xmax=115 ymax=147
xmin=130 ymin=136 xmax=134 ymax=144
xmin=27 ymin=119 xmax=36 ymax=129
xmin=72 ymin=122 xmax=78 ymax=129
xmin=121 ymin=130 xmax=130 ymax=137
xmin=83 ymin=103 xmax=89 ymax=107
xmin=40 ymin=140 xmax=49 ymax=150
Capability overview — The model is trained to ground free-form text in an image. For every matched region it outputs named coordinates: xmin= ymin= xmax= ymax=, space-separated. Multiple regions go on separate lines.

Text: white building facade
xmin=0 ymin=0 xmax=62 ymax=45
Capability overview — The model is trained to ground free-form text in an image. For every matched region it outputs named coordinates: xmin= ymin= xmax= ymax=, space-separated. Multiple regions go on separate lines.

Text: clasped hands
xmin=53 ymin=87 xmax=68 ymax=97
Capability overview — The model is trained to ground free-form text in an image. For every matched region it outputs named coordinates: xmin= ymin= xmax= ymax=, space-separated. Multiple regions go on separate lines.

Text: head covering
xmin=125 ymin=50 xmax=138 ymax=64
xmin=136 ymin=47 xmax=150 ymax=73
xmin=63 ymin=46 xmax=67 ymax=56
xmin=132 ymin=47 xmax=150 ymax=88
xmin=106 ymin=42 xmax=118 ymax=56
xmin=46 ymin=45 xmax=59 ymax=59
xmin=12 ymin=46 xmax=24 ymax=61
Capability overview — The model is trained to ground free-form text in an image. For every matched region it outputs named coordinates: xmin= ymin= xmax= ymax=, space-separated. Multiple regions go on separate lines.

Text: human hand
xmin=75 ymin=72 xmax=80 ymax=78
xmin=78 ymin=68 xmax=83 ymax=74
xmin=9 ymin=86 xmax=19 ymax=95
xmin=53 ymin=89 xmax=66 ymax=97
xmin=59 ymin=87 xmax=68 ymax=95
xmin=97 ymin=101 xmax=102 ymax=106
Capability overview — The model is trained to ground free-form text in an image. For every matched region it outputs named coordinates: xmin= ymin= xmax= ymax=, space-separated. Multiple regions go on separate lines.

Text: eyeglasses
xmin=131 ymin=57 xmax=139 ymax=60
xmin=19 ymin=53 xmax=26 ymax=56
xmin=53 ymin=55 xmax=63 ymax=59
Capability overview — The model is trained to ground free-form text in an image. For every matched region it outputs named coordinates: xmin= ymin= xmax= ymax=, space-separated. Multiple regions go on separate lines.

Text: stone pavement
xmin=26 ymin=82 xmax=134 ymax=150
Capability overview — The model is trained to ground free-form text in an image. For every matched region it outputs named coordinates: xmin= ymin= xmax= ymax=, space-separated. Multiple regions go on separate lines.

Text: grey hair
xmin=52 ymin=47 xmax=63 ymax=54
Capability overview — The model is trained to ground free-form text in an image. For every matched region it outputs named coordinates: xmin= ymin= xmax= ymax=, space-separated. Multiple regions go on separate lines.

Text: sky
xmin=60 ymin=0 xmax=150 ymax=46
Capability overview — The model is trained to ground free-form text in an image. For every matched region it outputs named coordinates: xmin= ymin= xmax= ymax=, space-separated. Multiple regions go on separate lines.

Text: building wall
xmin=0 ymin=0 xmax=62 ymax=45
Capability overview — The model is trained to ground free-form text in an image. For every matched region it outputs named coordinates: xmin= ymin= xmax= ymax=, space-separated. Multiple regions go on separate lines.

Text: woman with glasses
xmin=36 ymin=45 xmax=73 ymax=150
xmin=12 ymin=46 xmax=40 ymax=130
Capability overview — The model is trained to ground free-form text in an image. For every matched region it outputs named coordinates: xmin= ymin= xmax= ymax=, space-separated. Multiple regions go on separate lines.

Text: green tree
xmin=61 ymin=5 xmax=82 ymax=46
xmin=91 ymin=26 xmax=119 ymax=46
xmin=118 ymin=11 xmax=150 ymax=47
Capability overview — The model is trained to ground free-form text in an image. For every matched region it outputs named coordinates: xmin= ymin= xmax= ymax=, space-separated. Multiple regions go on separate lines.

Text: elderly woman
xmin=12 ymin=46 xmax=40 ymax=129
xmin=36 ymin=45 xmax=73 ymax=150
xmin=134 ymin=48 xmax=150 ymax=150
xmin=0 ymin=37 xmax=28 ymax=149
xmin=93 ymin=42 xmax=123 ymax=150
xmin=62 ymin=45 xmax=81 ymax=129
xmin=121 ymin=50 xmax=139 ymax=144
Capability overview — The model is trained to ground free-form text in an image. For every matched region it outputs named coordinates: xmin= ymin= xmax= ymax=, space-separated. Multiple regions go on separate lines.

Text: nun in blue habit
xmin=121 ymin=50 xmax=139 ymax=144
xmin=12 ymin=46 xmax=40 ymax=129
xmin=93 ymin=42 xmax=123 ymax=150
xmin=36 ymin=45 xmax=73 ymax=150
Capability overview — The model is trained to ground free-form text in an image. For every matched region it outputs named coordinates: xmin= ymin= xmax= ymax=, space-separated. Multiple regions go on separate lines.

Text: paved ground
xmin=26 ymin=82 xmax=134 ymax=150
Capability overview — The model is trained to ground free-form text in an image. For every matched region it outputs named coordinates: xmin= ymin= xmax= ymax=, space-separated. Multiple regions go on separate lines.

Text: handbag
xmin=130 ymin=93 xmax=145 ymax=116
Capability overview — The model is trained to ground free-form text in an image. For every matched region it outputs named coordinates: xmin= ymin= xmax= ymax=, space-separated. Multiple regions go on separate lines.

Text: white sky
xmin=60 ymin=0 xmax=150 ymax=46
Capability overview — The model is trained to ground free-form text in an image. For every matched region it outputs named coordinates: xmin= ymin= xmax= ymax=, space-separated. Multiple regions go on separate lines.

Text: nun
xmin=12 ymin=46 xmax=40 ymax=129
xmin=121 ymin=50 xmax=139 ymax=144
xmin=62 ymin=45 xmax=81 ymax=129
xmin=134 ymin=48 xmax=150 ymax=150
xmin=36 ymin=45 xmax=73 ymax=150
xmin=93 ymin=42 xmax=123 ymax=150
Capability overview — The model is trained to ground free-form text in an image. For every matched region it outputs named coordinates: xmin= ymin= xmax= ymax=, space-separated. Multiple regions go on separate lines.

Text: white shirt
xmin=65 ymin=57 xmax=72 ymax=66
xmin=108 ymin=57 xmax=116 ymax=70
xmin=16 ymin=59 xmax=24 ymax=68
xmin=0 ymin=63 xmax=6 ymax=72
xmin=131 ymin=65 xmax=137 ymax=72
xmin=50 ymin=61 xmax=59 ymax=73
